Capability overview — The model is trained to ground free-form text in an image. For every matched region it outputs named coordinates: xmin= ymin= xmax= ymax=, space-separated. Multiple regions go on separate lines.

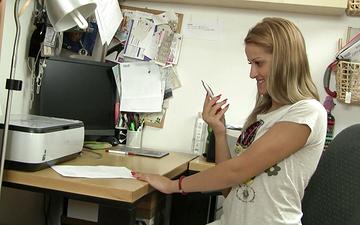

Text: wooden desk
xmin=189 ymin=156 xmax=215 ymax=172
xmin=2 ymin=150 xmax=196 ymax=225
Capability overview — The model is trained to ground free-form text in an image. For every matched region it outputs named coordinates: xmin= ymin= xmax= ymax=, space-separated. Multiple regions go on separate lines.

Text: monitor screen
xmin=34 ymin=57 xmax=117 ymax=139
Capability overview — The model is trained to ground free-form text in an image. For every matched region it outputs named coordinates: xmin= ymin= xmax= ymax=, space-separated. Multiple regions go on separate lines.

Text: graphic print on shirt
xmin=234 ymin=119 xmax=281 ymax=202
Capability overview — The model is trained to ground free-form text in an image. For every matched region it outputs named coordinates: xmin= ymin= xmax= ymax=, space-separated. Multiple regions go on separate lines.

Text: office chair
xmin=301 ymin=124 xmax=360 ymax=225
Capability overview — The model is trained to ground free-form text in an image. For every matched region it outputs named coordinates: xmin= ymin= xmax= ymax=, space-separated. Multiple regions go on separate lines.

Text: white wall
xmin=0 ymin=1 xmax=360 ymax=224
xmin=0 ymin=2 xmax=41 ymax=225
xmin=1 ymin=1 xmax=359 ymax=154
xmin=0 ymin=0 xmax=33 ymax=117
xmin=121 ymin=1 xmax=360 ymax=153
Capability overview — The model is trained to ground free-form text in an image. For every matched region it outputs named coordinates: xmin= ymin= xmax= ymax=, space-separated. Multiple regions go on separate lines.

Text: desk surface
xmin=189 ymin=156 xmax=216 ymax=172
xmin=3 ymin=150 xmax=196 ymax=203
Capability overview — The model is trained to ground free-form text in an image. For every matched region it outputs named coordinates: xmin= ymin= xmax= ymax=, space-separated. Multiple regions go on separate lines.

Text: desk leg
xmin=206 ymin=195 xmax=217 ymax=223
xmin=162 ymin=194 xmax=172 ymax=225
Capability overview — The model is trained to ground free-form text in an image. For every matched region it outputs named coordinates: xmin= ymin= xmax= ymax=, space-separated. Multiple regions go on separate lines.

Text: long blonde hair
xmin=243 ymin=17 xmax=319 ymax=129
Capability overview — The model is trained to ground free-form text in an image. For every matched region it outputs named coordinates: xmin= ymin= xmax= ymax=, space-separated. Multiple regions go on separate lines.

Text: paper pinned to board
xmin=112 ymin=64 xmax=121 ymax=99
xmin=141 ymin=109 xmax=167 ymax=128
xmin=95 ymin=0 xmax=123 ymax=45
xmin=123 ymin=18 xmax=156 ymax=60
xmin=108 ymin=8 xmax=183 ymax=65
xmin=120 ymin=61 xmax=164 ymax=112
xmin=51 ymin=165 xmax=134 ymax=179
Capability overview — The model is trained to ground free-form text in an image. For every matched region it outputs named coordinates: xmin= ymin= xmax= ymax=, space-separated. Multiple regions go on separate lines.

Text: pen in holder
xmin=126 ymin=124 xmax=143 ymax=149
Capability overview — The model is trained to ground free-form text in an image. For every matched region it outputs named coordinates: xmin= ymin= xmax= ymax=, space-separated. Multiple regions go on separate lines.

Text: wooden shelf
xmin=124 ymin=0 xmax=347 ymax=16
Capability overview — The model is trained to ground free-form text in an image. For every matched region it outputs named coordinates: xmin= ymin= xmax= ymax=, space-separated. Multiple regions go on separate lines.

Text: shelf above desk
xmin=124 ymin=0 xmax=347 ymax=16
xmin=3 ymin=150 xmax=196 ymax=203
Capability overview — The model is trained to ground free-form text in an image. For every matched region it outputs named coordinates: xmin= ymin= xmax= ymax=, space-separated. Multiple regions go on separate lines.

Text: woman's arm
xmin=214 ymin=132 xmax=231 ymax=163
xmin=134 ymin=121 xmax=311 ymax=194
xmin=179 ymin=121 xmax=311 ymax=192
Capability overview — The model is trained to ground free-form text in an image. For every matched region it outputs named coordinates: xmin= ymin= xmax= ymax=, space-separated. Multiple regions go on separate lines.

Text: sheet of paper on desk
xmin=51 ymin=165 xmax=134 ymax=179
xmin=120 ymin=61 xmax=164 ymax=112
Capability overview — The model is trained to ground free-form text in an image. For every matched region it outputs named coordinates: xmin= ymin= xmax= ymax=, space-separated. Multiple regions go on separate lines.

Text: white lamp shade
xmin=46 ymin=0 xmax=97 ymax=32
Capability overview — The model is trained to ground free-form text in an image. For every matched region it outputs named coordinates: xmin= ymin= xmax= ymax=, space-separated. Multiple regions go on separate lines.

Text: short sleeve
xmin=278 ymin=99 xmax=327 ymax=132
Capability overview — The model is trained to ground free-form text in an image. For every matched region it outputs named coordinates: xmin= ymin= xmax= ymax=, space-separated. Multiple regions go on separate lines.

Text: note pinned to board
xmin=141 ymin=109 xmax=167 ymax=128
xmin=95 ymin=0 xmax=123 ymax=45
xmin=120 ymin=61 xmax=164 ymax=112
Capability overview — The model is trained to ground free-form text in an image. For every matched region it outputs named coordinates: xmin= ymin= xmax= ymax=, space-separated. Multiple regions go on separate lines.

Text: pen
xmin=129 ymin=122 xmax=136 ymax=131
xmin=105 ymin=149 xmax=135 ymax=155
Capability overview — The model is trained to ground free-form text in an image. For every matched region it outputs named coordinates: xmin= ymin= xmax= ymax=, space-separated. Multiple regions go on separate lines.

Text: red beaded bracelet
xmin=178 ymin=175 xmax=187 ymax=195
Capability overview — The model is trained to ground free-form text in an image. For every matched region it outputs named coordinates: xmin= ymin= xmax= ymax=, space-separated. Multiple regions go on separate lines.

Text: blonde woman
xmin=133 ymin=17 xmax=327 ymax=225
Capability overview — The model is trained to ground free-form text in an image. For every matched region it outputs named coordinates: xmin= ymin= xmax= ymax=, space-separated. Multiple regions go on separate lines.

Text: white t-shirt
xmin=210 ymin=99 xmax=327 ymax=225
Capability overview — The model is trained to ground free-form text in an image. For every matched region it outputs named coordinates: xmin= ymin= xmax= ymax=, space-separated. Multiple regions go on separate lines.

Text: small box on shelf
xmin=346 ymin=0 xmax=360 ymax=16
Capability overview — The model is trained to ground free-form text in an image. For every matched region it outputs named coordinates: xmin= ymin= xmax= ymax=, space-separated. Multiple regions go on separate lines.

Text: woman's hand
xmin=202 ymin=94 xmax=229 ymax=136
xmin=132 ymin=171 xmax=177 ymax=194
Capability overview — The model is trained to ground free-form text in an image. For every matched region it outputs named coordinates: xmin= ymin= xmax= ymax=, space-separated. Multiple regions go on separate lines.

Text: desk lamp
xmin=0 ymin=0 xmax=97 ymax=196
xmin=46 ymin=0 xmax=97 ymax=32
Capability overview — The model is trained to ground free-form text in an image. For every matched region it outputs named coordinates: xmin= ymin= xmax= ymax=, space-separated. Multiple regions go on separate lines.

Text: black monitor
xmin=34 ymin=57 xmax=117 ymax=140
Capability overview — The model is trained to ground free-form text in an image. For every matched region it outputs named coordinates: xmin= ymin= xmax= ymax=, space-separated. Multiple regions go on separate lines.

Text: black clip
xmin=6 ymin=79 xmax=23 ymax=91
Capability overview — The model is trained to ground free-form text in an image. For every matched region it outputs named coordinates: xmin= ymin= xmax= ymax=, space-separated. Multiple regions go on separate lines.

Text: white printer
xmin=1 ymin=114 xmax=84 ymax=171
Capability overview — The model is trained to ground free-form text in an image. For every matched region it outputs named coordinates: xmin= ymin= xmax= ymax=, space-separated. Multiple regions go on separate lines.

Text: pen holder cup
xmin=126 ymin=130 xmax=143 ymax=148
xmin=115 ymin=128 xmax=127 ymax=145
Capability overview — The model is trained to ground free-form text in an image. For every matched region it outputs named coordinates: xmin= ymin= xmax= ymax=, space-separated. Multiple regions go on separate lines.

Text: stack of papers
xmin=105 ymin=8 xmax=183 ymax=66
xmin=336 ymin=32 xmax=360 ymax=60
